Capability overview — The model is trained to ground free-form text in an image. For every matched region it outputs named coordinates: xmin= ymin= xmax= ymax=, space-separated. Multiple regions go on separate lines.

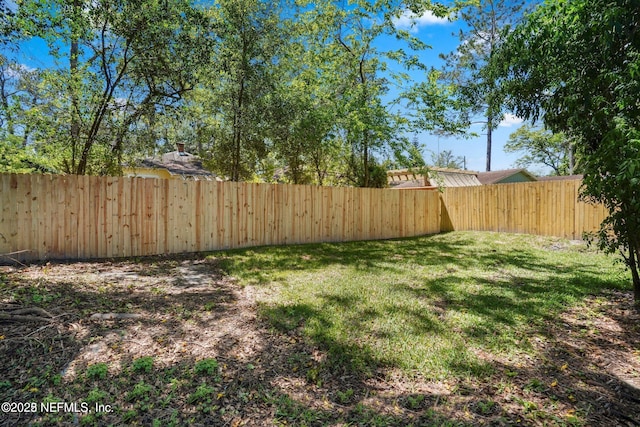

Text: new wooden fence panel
xmin=31 ymin=175 xmax=43 ymax=259
xmin=16 ymin=174 xmax=32 ymax=258
xmin=423 ymin=190 xmax=441 ymax=235
xmin=440 ymin=180 xmax=607 ymax=239
xmin=1 ymin=175 xmax=15 ymax=256
xmin=342 ymin=186 xmax=353 ymax=241
xmin=303 ymin=185 xmax=313 ymax=244
xmin=409 ymin=191 xmax=419 ymax=237
xmin=1 ymin=174 xmax=612 ymax=264
xmin=52 ymin=176 xmax=62 ymax=257
xmin=89 ymin=175 xmax=100 ymax=258
xmin=0 ymin=174 xmax=441 ymax=262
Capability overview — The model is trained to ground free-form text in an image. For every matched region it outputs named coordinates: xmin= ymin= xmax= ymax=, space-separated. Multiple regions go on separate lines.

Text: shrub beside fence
xmin=440 ymin=180 xmax=607 ymax=240
xmin=0 ymin=174 xmax=441 ymax=262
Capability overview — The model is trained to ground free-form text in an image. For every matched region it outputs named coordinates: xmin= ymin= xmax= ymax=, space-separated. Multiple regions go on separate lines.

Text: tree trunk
xmin=486 ymin=121 xmax=492 ymax=172
xmin=569 ymin=141 xmax=575 ymax=175
xmin=630 ymin=243 xmax=640 ymax=309
xmin=312 ymin=146 xmax=325 ymax=186
xmin=359 ymin=58 xmax=370 ymax=187
xmin=70 ymin=0 xmax=81 ymax=173
xmin=0 ymin=77 xmax=14 ymax=136
xmin=363 ymin=134 xmax=370 ymax=187
xmin=232 ymin=76 xmax=245 ymax=182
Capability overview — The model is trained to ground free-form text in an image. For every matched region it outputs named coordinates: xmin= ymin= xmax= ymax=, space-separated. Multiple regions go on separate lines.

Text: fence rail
xmin=0 ymin=174 xmax=441 ymax=262
xmin=440 ymin=180 xmax=608 ymax=240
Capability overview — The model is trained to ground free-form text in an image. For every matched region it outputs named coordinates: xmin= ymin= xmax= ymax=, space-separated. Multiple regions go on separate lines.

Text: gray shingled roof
xmin=141 ymin=151 xmax=216 ymax=178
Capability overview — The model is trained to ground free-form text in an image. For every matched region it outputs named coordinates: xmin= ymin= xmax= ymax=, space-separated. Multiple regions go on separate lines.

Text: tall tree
xmin=0 ymin=55 xmax=59 ymax=172
xmin=265 ymin=4 xmax=343 ymax=185
xmin=440 ymin=0 xmax=527 ymax=171
xmin=12 ymin=0 xmax=212 ymax=175
xmin=402 ymin=69 xmax=469 ymax=137
xmin=199 ymin=0 xmax=283 ymax=182
xmin=493 ymin=0 xmax=640 ymax=305
xmin=505 ymin=125 xmax=576 ymax=175
xmin=4 ymin=0 xmax=466 ymax=184
xmin=0 ymin=0 xmax=16 ymax=44
xmin=302 ymin=0 xmax=444 ymax=187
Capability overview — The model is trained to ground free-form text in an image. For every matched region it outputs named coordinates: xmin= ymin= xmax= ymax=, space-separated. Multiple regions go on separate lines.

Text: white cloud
xmin=499 ymin=113 xmax=524 ymax=127
xmin=393 ymin=10 xmax=450 ymax=33
xmin=2 ymin=63 xmax=36 ymax=79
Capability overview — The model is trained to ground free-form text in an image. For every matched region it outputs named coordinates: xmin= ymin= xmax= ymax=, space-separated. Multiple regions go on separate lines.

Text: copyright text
xmin=1 ymin=401 xmax=113 ymax=414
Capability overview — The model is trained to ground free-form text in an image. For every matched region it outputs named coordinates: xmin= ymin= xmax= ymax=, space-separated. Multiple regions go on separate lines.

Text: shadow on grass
xmin=212 ymin=233 xmax=480 ymax=283
xmin=0 ymin=257 xmax=472 ymax=426
xmin=219 ymin=231 xmax=629 ymax=379
xmin=485 ymin=290 xmax=640 ymax=425
xmin=215 ymin=231 xmax=624 ymax=284
xmin=0 ymin=232 xmax=635 ymax=426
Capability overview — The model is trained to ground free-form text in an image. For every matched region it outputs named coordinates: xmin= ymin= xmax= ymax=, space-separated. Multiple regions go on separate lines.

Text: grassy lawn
xmin=2 ymin=231 xmax=639 ymax=426
xmin=217 ymin=231 xmax=628 ymax=380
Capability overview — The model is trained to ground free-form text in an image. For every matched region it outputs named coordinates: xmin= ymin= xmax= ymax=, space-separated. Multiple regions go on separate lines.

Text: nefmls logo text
xmin=41 ymin=402 xmax=90 ymax=413
xmin=40 ymin=402 xmax=113 ymax=413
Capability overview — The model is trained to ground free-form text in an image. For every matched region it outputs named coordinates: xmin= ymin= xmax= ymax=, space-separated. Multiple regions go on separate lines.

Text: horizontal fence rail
xmin=440 ymin=180 xmax=608 ymax=240
xmin=0 ymin=174 xmax=441 ymax=262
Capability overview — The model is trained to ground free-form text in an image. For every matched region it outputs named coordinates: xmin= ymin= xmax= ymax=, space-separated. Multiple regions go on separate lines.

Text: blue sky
xmin=385 ymin=8 xmax=535 ymax=174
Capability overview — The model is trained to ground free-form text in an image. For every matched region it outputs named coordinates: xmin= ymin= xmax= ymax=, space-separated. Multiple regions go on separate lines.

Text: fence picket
xmin=440 ymin=180 xmax=607 ymax=240
xmin=0 ymin=174 xmax=607 ymax=263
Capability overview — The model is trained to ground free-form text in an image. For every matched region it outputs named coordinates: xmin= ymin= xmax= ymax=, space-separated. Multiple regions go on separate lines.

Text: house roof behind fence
xmin=476 ymin=168 xmax=537 ymax=185
xmin=392 ymin=178 xmax=427 ymax=189
xmin=140 ymin=151 xmax=219 ymax=180
xmin=428 ymin=168 xmax=482 ymax=187
xmin=387 ymin=168 xmax=481 ymax=188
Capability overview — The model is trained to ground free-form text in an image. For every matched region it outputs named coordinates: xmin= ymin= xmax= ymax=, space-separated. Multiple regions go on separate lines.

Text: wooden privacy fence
xmin=440 ymin=180 xmax=608 ymax=240
xmin=0 ymin=173 xmax=441 ymax=262
xmin=0 ymin=174 xmax=609 ymax=262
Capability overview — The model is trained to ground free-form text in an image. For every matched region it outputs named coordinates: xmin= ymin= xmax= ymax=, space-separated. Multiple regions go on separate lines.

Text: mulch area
xmin=1 ymin=257 xmax=639 ymax=426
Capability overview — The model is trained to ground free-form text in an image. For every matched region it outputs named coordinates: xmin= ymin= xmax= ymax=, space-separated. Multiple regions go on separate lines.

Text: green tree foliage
xmin=505 ymin=125 xmax=577 ymax=175
xmin=431 ymin=149 xmax=464 ymax=169
xmin=440 ymin=0 xmax=527 ymax=171
xmin=259 ymin=0 xmax=454 ymax=188
xmin=8 ymin=0 xmax=212 ymax=175
xmin=326 ymin=0 xmax=422 ymax=187
xmin=402 ymin=69 xmax=468 ymax=137
xmin=265 ymin=4 xmax=342 ymax=185
xmin=198 ymin=0 xmax=283 ymax=182
xmin=0 ymin=55 xmax=58 ymax=172
xmin=0 ymin=0 xmax=15 ymax=43
xmin=189 ymin=0 xmax=451 ymax=186
xmin=2 ymin=0 xmax=458 ymax=187
xmin=493 ymin=0 xmax=640 ymax=305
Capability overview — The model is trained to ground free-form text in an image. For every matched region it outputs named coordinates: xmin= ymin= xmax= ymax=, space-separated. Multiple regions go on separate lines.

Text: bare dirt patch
xmin=1 ymin=257 xmax=639 ymax=426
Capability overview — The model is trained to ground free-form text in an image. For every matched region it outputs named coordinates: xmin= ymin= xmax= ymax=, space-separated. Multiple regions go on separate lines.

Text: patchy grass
xmin=216 ymin=232 xmax=629 ymax=379
xmin=1 ymin=231 xmax=638 ymax=426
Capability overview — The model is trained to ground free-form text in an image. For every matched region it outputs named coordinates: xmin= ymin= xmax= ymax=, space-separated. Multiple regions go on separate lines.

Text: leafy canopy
xmin=505 ymin=125 xmax=576 ymax=176
xmin=492 ymin=0 xmax=640 ymax=304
